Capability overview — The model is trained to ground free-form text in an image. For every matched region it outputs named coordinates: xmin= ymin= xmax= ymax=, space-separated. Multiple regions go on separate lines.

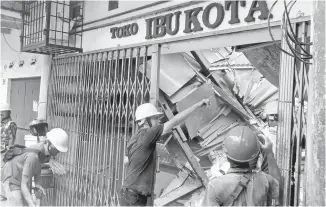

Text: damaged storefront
xmin=20 ymin=0 xmax=313 ymax=206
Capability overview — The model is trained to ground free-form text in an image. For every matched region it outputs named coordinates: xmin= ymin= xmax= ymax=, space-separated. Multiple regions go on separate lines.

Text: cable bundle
xmin=268 ymin=0 xmax=312 ymax=64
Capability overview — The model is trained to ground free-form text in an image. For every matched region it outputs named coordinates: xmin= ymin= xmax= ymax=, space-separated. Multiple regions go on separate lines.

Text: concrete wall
xmin=0 ymin=27 xmax=47 ymax=104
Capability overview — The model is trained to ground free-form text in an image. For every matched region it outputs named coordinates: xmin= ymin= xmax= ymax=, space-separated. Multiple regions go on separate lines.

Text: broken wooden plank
xmin=159 ymin=93 xmax=208 ymax=187
xmin=155 ymin=170 xmax=203 ymax=206
xmin=211 ymin=83 xmax=251 ymax=120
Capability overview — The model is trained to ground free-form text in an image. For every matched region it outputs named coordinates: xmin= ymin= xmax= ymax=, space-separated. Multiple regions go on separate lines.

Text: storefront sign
xmin=110 ymin=23 xmax=139 ymax=39
xmin=109 ymin=0 xmax=272 ymax=40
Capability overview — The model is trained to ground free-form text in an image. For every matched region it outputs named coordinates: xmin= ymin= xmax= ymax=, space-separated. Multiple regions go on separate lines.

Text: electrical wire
xmin=2 ymin=33 xmax=19 ymax=53
xmin=283 ymin=0 xmax=312 ymax=64
xmin=284 ymin=0 xmax=311 ymax=47
xmin=283 ymin=0 xmax=312 ymax=63
xmin=268 ymin=0 xmax=295 ymax=57
xmin=268 ymin=0 xmax=312 ymax=65
xmin=2 ymin=33 xmax=21 ymax=67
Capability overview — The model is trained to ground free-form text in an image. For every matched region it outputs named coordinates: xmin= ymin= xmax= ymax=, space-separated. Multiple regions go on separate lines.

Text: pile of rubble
xmin=140 ymin=47 xmax=281 ymax=206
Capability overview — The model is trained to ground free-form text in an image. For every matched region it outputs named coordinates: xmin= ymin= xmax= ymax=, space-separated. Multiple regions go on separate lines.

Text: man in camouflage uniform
xmin=1 ymin=103 xmax=17 ymax=201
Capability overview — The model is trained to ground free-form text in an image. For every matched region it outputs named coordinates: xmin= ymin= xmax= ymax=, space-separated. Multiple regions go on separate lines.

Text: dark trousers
xmin=120 ymin=188 xmax=148 ymax=206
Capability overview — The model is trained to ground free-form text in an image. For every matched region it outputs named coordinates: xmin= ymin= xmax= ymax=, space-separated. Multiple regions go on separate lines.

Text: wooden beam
xmin=1 ymin=20 xmax=21 ymax=29
xmin=1 ymin=28 xmax=11 ymax=34
xmin=159 ymin=93 xmax=208 ymax=187
xmin=190 ymin=51 xmax=211 ymax=76
xmin=1 ymin=14 xmax=22 ymax=23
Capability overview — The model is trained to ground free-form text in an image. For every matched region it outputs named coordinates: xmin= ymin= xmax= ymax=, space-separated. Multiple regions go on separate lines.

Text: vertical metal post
xmin=21 ymin=1 xmax=25 ymax=51
xmin=149 ymin=44 xmax=161 ymax=206
xmin=306 ymin=1 xmax=326 ymax=206
xmin=150 ymin=44 xmax=161 ymax=105
xmin=276 ymin=23 xmax=296 ymax=206
xmin=45 ymin=1 xmax=51 ymax=45
xmin=38 ymin=54 xmax=52 ymax=120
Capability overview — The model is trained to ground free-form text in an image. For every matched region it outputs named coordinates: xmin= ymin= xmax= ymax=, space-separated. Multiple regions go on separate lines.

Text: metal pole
xmin=150 ymin=44 xmax=161 ymax=106
xmin=306 ymin=0 xmax=325 ymax=205
xmin=38 ymin=54 xmax=52 ymax=120
xmin=149 ymin=44 xmax=161 ymax=206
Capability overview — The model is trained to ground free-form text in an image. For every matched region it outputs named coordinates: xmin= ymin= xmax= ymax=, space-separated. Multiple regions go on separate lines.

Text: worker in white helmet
xmin=120 ymin=99 xmax=210 ymax=206
xmin=264 ymin=101 xmax=278 ymax=128
xmin=1 ymin=103 xmax=17 ymax=202
xmin=263 ymin=100 xmax=278 ymax=154
xmin=1 ymin=128 xmax=68 ymax=207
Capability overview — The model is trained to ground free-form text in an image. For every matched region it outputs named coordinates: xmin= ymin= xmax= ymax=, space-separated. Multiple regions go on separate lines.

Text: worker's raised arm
xmin=162 ymin=98 xmax=210 ymax=135
xmin=258 ymin=134 xmax=283 ymax=205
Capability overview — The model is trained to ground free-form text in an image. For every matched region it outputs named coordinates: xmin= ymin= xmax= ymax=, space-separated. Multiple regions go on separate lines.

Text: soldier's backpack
xmin=2 ymin=144 xmax=40 ymax=162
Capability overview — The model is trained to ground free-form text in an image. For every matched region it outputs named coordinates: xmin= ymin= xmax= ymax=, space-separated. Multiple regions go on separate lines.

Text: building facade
xmin=3 ymin=0 xmax=324 ymax=206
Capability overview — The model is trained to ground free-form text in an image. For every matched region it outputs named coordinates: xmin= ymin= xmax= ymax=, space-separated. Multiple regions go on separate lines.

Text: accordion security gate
xmin=276 ymin=20 xmax=311 ymax=206
xmin=47 ymin=46 xmax=152 ymax=206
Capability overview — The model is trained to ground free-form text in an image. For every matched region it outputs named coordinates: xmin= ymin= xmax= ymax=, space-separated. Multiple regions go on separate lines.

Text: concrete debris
xmin=153 ymin=49 xmax=282 ymax=206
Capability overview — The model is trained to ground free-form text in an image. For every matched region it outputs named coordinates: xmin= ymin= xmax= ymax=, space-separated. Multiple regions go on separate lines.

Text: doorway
xmin=10 ymin=78 xmax=40 ymax=145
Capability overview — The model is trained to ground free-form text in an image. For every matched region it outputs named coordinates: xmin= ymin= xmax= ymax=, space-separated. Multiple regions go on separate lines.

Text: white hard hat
xmin=135 ymin=103 xmax=163 ymax=121
xmin=0 ymin=103 xmax=11 ymax=111
xmin=265 ymin=101 xmax=278 ymax=115
xmin=46 ymin=128 xmax=68 ymax=152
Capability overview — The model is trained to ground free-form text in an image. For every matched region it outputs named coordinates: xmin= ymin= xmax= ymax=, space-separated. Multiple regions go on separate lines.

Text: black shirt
xmin=122 ymin=124 xmax=164 ymax=196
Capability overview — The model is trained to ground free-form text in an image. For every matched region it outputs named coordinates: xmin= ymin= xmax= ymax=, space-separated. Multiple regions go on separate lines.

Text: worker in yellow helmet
xmin=1 ymin=128 xmax=68 ymax=206
xmin=120 ymin=99 xmax=210 ymax=206
xmin=201 ymin=125 xmax=282 ymax=206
